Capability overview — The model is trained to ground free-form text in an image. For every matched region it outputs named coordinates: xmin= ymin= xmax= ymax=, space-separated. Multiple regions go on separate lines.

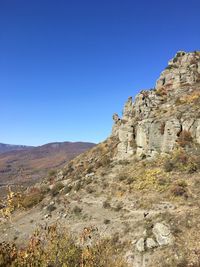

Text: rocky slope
xmin=112 ymin=50 xmax=200 ymax=159
xmin=1 ymin=51 xmax=200 ymax=267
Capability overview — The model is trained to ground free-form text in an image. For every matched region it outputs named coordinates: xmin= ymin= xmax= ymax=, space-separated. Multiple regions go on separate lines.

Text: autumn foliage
xmin=0 ymin=224 xmax=126 ymax=267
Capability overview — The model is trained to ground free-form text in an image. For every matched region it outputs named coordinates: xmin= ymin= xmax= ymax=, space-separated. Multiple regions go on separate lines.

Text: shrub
xmin=175 ymin=151 xmax=188 ymax=164
xmin=170 ymin=180 xmax=188 ymax=197
xmin=63 ymin=185 xmax=72 ymax=194
xmin=164 ymin=159 xmax=174 ymax=172
xmin=100 ymin=156 xmax=111 ymax=167
xmin=117 ymin=173 xmax=127 ymax=182
xmin=48 ymin=169 xmax=56 ymax=177
xmin=40 ymin=184 xmax=50 ymax=194
xmin=167 ymin=149 xmax=200 ymax=173
xmin=157 ymin=177 xmax=168 ymax=186
xmin=175 ymin=97 xmax=183 ymax=105
xmin=47 ymin=204 xmax=57 ymax=212
xmin=176 ymin=180 xmax=187 ymax=188
xmin=73 ymin=206 xmax=82 ymax=214
xmin=22 ymin=190 xmax=43 ymax=208
xmin=177 ymin=130 xmax=193 ymax=147
xmin=170 ymin=185 xmax=186 ymax=196
xmin=155 ymin=88 xmax=167 ymax=96
xmin=74 ymin=181 xmax=82 ymax=191
xmin=86 ymin=186 xmax=95 ymax=194
xmin=103 ymin=200 xmax=111 ymax=209
xmin=114 ymin=202 xmax=123 ymax=212
xmin=110 ymin=232 xmax=120 ymax=245
xmin=172 ymin=149 xmax=188 ymax=168
xmin=126 ymin=177 xmax=135 ymax=185
xmin=104 ymin=219 xmax=111 ymax=224
xmin=118 ymin=160 xmax=130 ymax=166
xmin=187 ymin=162 xmax=198 ymax=173
xmin=51 ymin=182 xmax=64 ymax=196
xmin=0 ymin=224 xmax=126 ymax=267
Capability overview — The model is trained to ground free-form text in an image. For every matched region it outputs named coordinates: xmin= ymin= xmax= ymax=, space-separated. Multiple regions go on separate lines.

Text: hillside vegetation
xmin=1 ymin=51 xmax=200 ymax=267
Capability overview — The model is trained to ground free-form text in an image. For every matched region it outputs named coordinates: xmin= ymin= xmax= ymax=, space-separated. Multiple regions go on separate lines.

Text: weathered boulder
xmin=152 ymin=223 xmax=173 ymax=246
xmin=136 ymin=237 xmax=145 ymax=252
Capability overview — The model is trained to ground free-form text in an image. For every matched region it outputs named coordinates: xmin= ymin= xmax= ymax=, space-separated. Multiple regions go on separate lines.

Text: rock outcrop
xmin=112 ymin=51 xmax=200 ymax=159
xmin=135 ymin=222 xmax=173 ymax=253
xmin=156 ymin=51 xmax=200 ymax=90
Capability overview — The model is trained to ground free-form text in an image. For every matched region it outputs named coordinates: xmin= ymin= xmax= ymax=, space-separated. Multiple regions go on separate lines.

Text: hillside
xmin=1 ymin=51 xmax=200 ymax=267
xmin=0 ymin=143 xmax=33 ymax=154
xmin=0 ymin=141 xmax=95 ymax=187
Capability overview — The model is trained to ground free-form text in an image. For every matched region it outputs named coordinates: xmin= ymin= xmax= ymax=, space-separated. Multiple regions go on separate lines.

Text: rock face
xmin=156 ymin=51 xmax=200 ymax=90
xmin=112 ymin=51 xmax=200 ymax=159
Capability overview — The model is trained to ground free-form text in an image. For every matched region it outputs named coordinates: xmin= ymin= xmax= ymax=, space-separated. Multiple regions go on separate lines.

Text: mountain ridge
xmin=0 ymin=141 xmax=96 ymax=188
xmin=0 ymin=143 xmax=33 ymax=154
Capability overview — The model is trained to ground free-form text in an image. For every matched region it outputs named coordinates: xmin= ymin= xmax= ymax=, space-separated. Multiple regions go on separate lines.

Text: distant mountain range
xmin=0 ymin=143 xmax=33 ymax=154
xmin=0 ymin=141 xmax=96 ymax=187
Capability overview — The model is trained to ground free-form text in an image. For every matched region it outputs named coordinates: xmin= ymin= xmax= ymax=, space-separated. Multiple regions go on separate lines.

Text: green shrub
xmin=40 ymin=184 xmax=50 ymax=194
xmin=51 ymin=182 xmax=64 ymax=196
xmin=48 ymin=169 xmax=57 ymax=177
xmin=164 ymin=159 xmax=174 ymax=172
xmin=22 ymin=190 xmax=43 ymax=208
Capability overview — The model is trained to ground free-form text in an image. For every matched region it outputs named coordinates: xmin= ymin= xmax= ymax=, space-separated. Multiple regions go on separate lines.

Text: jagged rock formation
xmin=112 ymin=51 xmax=200 ymax=159
xmin=156 ymin=51 xmax=200 ymax=90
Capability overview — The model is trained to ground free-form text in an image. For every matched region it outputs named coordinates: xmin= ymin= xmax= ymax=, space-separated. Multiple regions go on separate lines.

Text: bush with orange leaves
xmin=0 ymin=224 xmax=126 ymax=267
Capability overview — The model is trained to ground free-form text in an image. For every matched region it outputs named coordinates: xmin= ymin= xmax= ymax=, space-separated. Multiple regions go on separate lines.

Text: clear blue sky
xmin=0 ymin=0 xmax=200 ymax=146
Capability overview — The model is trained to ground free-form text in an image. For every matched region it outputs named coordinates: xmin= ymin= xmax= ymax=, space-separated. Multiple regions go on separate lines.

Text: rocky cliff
xmin=112 ymin=51 xmax=200 ymax=159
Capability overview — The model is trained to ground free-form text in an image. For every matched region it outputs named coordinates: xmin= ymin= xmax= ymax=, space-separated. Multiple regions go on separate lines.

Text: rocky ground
xmin=1 ymin=157 xmax=200 ymax=266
